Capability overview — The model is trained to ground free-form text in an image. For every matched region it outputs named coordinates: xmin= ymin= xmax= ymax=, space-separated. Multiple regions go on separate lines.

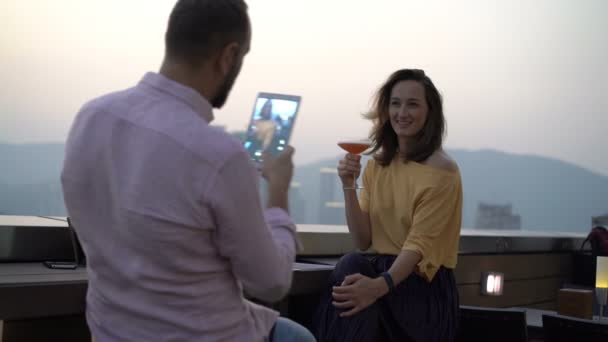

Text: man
xmin=61 ymin=1 xmax=315 ymax=341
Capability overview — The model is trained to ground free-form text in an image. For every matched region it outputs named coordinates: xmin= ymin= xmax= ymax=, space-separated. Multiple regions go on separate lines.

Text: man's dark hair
xmin=165 ymin=0 xmax=249 ymax=66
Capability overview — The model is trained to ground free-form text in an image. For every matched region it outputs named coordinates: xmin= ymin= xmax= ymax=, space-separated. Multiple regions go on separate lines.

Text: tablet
xmin=243 ymin=92 xmax=301 ymax=162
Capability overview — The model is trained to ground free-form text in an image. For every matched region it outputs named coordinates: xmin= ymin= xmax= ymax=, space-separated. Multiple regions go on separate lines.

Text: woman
xmin=255 ymin=99 xmax=277 ymax=149
xmin=313 ymin=69 xmax=462 ymax=342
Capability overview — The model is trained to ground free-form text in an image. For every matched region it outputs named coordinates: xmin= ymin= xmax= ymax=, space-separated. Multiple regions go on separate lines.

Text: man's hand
xmin=262 ymin=146 xmax=295 ymax=211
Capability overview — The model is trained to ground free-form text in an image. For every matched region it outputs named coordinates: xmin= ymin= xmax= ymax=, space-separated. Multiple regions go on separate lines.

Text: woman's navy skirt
xmin=313 ymin=252 xmax=459 ymax=342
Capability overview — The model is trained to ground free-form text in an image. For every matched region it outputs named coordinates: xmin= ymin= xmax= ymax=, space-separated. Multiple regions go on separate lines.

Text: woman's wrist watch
xmin=380 ymin=271 xmax=396 ymax=293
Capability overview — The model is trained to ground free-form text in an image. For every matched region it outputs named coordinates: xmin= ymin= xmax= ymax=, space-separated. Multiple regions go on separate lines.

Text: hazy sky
xmin=1 ymin=0 xmax=607 ymax=175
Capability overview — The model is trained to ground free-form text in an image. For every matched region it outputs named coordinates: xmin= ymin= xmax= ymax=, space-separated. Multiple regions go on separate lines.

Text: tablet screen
xmin=243 ymin=92 xmax=301 ymax=162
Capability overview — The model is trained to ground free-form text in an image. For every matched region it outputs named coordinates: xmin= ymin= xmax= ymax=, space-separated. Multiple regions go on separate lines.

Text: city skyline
xmin=0 ymin=141 xmax=606 ymax=231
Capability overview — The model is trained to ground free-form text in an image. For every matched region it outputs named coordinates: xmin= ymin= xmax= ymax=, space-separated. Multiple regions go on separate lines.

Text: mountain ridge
xmin=1 ymin=142 xmax=606 ymax=232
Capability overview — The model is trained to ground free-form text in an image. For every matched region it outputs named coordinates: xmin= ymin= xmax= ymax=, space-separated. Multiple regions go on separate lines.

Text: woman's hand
xmin=331 ymin=273 xmax=389 ymax=317
xmin=337 ymin=153 xmax=362 ymax=188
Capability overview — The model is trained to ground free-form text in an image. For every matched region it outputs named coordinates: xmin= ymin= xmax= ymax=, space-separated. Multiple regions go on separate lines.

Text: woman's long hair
xmin=366 ymin=69 xmax=445 ymax=166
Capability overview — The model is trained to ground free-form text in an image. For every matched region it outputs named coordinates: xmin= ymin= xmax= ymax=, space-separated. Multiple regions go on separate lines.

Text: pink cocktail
xmin=338 ymin=142 xmax=371 ymax=155
xmin=338 ymin=139 xmax=371 ymax=190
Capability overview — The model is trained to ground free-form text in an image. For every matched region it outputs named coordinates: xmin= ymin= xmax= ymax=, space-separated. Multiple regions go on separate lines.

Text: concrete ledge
xmin=296 ymin=225 xmax=588 ymax=255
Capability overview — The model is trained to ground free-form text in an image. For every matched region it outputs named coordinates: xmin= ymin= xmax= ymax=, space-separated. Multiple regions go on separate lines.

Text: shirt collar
xmin=139 ymin=72 xmax=214 ymax=123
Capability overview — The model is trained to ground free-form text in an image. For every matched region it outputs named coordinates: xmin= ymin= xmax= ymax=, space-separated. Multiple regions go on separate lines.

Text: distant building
xmin=475 ymin=202 xmax=521 ymax=230
xmin=319 ymin=168 xmax=336 ymax=202
xmin=320 ymin=203 xmax=346 ymax=225
xmin=289 ymin=182 xmax=306 ymax=223
xmin=258 ymin=180 xmax=306 ymax=223
xmin=319 ymin=168 xmax=345 ymax=225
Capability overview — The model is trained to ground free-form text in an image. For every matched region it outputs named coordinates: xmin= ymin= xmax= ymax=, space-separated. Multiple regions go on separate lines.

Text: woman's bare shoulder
xmin=425 ymin=150 xmax=459 ymax=173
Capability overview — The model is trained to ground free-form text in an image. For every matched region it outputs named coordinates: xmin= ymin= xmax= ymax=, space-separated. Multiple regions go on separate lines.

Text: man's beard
xmin=211 ymin=59 xmax=242 ymax=108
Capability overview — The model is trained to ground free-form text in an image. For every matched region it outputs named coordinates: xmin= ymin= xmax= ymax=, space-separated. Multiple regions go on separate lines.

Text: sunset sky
xmin=1 ymin=0 xmax=607 ymax=175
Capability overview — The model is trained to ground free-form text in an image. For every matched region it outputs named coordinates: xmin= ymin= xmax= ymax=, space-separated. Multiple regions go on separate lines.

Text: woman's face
xmin=388 ymin=80 xmax=428 ymax=141
xmin=260 ymin=101 xmax=273 ymax=119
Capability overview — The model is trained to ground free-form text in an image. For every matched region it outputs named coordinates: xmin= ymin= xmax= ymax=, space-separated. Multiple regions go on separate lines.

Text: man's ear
xmin=216 ymin=42 xmax=240 ymax=76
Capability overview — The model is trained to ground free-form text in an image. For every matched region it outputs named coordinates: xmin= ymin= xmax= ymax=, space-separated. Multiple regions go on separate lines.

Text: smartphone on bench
xmin=43 ymin=261 xmax=78 ymax=269
xmin=42 ymin=217 xmax=83 ymax=270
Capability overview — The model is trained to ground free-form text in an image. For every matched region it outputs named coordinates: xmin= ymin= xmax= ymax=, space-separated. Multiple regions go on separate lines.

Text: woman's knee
xmin=333 ymin=253 xmax=375 ymax=281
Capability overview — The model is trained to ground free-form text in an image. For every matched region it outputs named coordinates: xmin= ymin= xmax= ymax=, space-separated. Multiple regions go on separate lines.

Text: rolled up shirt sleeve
xmin=209 ymin=150 xmax=301 ymax=303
